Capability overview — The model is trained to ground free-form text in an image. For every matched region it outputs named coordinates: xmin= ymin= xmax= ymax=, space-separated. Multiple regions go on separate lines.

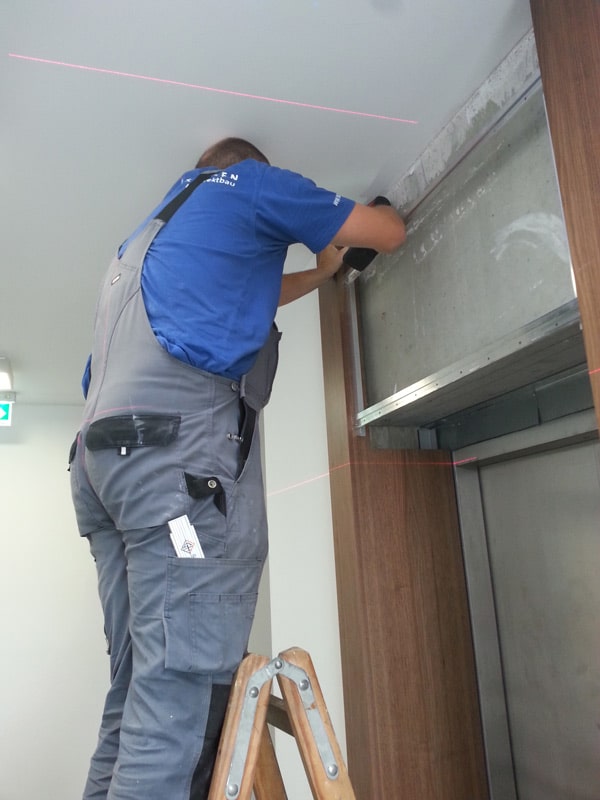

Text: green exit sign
xmin=0 ymin=402 xmax=13 ymax=426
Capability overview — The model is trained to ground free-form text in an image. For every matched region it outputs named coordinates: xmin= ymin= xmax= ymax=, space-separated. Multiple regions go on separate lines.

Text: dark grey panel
xmin=429 ymin=364 xmax=593 ymax=450
xmin=479 ymin=439 xmax=600 ymax=800
xmin=453 ymin=412 xmax=600 ymax=800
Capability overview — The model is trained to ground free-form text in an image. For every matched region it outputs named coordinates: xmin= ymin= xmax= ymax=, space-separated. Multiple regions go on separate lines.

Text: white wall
xmin=0 ymin=298 xmax=343 ymax=799
xmin=264 ymin=283 xmax=346 ymax=797
xmin=0 ymin=404 xmax=108 ymax=799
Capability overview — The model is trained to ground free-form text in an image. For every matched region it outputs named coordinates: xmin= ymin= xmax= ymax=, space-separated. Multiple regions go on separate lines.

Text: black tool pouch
xmin=235 ymin=324 xmax=282 ymax=468
xmin=239 ymin=324 xmax=282 ymax=413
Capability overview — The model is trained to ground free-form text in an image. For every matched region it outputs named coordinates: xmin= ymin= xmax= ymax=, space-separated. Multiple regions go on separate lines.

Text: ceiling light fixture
xmin=0 ymin=357 xmax=15 ymax=427
xmin=0 ymin=356 xmax=13 ymax=391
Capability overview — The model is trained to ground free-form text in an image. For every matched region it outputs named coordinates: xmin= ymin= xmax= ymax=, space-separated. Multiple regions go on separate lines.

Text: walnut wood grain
xmin=319 ymin=276 xmax=488 ymax=799
xmin=530 ymin=0 xmax=600 ymax=429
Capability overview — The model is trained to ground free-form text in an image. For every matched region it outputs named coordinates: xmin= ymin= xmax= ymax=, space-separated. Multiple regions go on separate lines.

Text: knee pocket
xmin=163 ymin=557 xmax=263 ymax=677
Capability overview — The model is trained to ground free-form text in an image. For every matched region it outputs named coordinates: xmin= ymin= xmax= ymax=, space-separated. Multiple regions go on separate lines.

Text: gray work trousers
xmin=70 ymin=379 xmax=268 ymax=800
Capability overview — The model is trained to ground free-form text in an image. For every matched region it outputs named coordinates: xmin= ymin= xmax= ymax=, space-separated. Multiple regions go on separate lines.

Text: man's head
xmin=196 ymin=138 xmax=269 ymax=169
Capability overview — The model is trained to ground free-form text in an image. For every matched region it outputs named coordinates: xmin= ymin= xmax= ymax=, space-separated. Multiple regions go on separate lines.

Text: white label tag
xmin=168 ymin=515 xmax=205 ymax=558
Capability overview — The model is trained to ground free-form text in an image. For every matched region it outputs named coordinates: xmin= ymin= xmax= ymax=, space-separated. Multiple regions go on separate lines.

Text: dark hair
xmin=196 ymin=137 xmax=269 ymax=169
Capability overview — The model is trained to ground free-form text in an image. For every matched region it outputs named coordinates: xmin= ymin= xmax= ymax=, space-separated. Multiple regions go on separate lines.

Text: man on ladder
xmin=69 ymin=136 xmax=406 ymax=800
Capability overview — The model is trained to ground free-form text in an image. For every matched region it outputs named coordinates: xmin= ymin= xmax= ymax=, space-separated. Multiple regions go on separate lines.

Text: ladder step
xmin=266 ymin=695 xmax=293 ymax=736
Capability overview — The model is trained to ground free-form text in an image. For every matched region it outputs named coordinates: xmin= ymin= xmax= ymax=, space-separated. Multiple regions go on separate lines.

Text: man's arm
xmin=332 ymin=202 xmax=406 ymax=252
xmin=279 ymin=201 xmax=406 ymax=306
xmin=279 ymin=245 xmax=346 ymax=306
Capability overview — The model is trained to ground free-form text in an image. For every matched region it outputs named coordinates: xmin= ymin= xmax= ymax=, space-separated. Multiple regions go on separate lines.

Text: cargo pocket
xmin=163 ymin=557 xmax=262 ymax=676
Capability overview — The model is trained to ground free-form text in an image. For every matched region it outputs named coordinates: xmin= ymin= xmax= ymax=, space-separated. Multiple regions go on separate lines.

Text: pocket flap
xmin=86 ymin=414 xmax=181 ymax=450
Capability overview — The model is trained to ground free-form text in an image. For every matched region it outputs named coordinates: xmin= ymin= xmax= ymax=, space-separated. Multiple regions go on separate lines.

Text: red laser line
xmin=8 ymin=53 xmax=419 ymax=125
xmin=267 ymin=456 xmax=478 ymax=498
xmin=267 ymin=462 xmax=350 ymax=497
xmin=589 ymin=367 xmax=600 ymax=375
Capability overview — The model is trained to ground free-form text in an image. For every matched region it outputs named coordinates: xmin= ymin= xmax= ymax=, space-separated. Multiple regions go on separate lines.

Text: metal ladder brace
xmin=208 ymin=647 xmax=356 ymax=800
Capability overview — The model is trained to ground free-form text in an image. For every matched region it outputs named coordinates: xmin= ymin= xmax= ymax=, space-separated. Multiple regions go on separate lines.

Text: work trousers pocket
xmin=84 ymin=414 xmax=187 ymax=530
xmin=163 ymin=557 xmax=263 ymax=677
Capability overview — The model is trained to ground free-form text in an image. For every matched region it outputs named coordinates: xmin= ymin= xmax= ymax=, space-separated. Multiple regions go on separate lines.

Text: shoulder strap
xmin=155 ymin=170 xmax=217 ymax=223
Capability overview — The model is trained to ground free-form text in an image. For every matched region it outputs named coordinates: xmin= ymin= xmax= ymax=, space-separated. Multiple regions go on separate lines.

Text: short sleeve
xmin=255 ymin=166 xmax=355 ymax=253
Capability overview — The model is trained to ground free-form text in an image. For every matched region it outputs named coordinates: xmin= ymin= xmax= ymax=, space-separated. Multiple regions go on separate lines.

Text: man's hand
xmin=316 ymin=244 xmax=347 ymax=280
xmin=278 ymin=245 xmax=347 ymax=306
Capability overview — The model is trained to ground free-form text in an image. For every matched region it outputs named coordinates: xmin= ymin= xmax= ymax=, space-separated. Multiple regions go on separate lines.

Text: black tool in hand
xmin=342 ymin=196 xmax=392 ymax=275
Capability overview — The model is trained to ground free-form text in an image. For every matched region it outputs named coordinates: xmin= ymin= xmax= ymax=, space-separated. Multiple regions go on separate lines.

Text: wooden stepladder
xmin=208 ymin=647 xmax=356 ymax=800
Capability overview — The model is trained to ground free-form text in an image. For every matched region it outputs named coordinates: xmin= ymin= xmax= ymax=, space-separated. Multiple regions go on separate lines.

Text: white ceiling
xmin=1 ymin=0 xmax=533 ymax=405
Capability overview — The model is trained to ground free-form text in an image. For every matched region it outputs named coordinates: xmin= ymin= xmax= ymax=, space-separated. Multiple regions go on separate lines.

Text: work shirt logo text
xmin=207 ymin=171 xmax=239 ymax=188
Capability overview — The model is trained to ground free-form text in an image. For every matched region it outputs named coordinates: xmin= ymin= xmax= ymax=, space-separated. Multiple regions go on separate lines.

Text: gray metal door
xmin=454 ymin=411 xmax=600 ymax=800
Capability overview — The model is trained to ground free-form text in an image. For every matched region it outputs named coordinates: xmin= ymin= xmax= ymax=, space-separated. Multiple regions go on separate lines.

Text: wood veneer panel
xmin=319 ymin=276 xmax=488 ymax=800
xmin=530 ymin=0 xmax=600 ymax=427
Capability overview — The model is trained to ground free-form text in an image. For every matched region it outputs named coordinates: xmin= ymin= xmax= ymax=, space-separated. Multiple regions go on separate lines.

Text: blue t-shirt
xmin=120 ymin=160 xmax=354 ymax=380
